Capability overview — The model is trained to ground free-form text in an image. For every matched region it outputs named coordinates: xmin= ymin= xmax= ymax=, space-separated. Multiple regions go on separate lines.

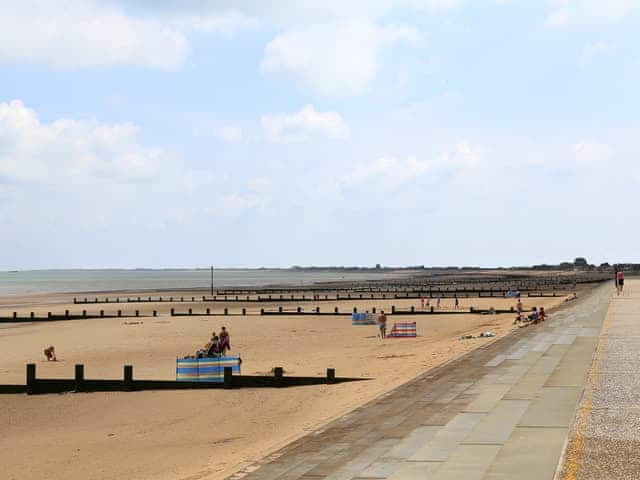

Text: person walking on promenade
xmin=454 ymin=295 xmax=459 ymax=309
xmin=616 ymin=270 xmax=625 ymax=296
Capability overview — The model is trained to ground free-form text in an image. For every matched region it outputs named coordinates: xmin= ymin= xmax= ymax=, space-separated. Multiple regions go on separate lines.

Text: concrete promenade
xmin=559 ymin=279 xmax=639 ymax=479
xmin=231 ymin=284 xmax=612 ymax=480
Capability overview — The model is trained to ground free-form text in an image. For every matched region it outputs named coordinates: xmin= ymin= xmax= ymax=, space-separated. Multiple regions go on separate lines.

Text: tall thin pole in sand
xmin=210 ymin=265 xmax=214 ymax=296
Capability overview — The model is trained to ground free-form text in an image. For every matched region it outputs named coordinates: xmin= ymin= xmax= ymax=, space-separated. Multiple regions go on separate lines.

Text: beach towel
xmin=388 ymin=321 xmax=417 ymax=338
xmin=352 ymin=312 xmax=377 ymax=325
xmin=176 ymin=356 xmax=241 ymax=382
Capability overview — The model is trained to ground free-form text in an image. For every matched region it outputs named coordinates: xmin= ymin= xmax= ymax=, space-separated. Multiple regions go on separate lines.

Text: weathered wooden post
xmin=65 ymin=309 xmax=69 ymax=319
xmin=242 ymin=308 xmax=246 ymax=315
xmin=75 ymin=364 xmax=85 ymax=392
xmin=391 ymin=305 xmax=396 ymax=314
xmin=327 ymin=368 xmax=336 ymax=385
xmin=30 ymin=312 xmax=35 ymax=320
xmin=297 ymin=306 xmax=301 ymax=313
xmin=274 ymin=367 xmax=283 ymax=387
xmin=206 ymin=308 xmax=210 ymax=315
xmin=170 ymin=308 xmax=175 ymax=316
xmin=224 ymin=308 xmax=228 ymax=315
xmin=188 ymin=308 xmax=192 ymax=316
xmin=335 ymin=306 xmax=339 ymax=314
xmin=153 ymin=310 xmax=157 ymax=317
xmin=135 ymin=310 xmax=139 ymax=317
xmin=100 ymin=310 xmax=104 ymax=318
xmin=117 ymin=310 xmax=122 ymax=317
xmin=224 ymin=366 xmax=233 ymax=389
xmin=26 ymin=363 xmax=36 ymax=395
xmin=124 ymin=365 xmax=133 ymax=391
xmin=82 ymin=309 xmax=87 ymax=318
xmin=353 ymin=306 xmax=357 ymax=313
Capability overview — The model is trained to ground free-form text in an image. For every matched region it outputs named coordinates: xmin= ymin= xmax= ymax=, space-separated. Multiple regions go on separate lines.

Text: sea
xmin=0 ymin=269 xmax=409 ymax=296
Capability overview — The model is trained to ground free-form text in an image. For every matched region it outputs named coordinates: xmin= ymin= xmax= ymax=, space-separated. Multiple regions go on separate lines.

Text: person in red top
xmin=617 ymin=270 xmax=625 ymax=296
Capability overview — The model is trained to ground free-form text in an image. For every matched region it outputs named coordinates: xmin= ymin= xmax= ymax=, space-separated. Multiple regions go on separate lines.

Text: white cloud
xmin=0 ymin=1 xmax=187 ymax=69
xmin=261 ymin=105 xmax=350 ymax=143
xmin=545 ymin=0 xmax=637 ymax=27
xmin=0 ymin=100 xmax=163 ymax=184
xmin=214 ymin=126 xmax=245 ymax=144
xmin=0 ymin=1 xmax=258 ymax=70
xmin=261 ymin=20 xmax=425 ymax=96
xmin=340 ymin=142 xmax=482 ymax=190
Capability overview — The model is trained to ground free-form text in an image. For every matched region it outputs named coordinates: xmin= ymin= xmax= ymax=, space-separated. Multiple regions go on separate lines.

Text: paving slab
xmin=482 ymin=427 xmax=569 ymax=480
xmin=518 ymin=386 xmax=582 ymax=427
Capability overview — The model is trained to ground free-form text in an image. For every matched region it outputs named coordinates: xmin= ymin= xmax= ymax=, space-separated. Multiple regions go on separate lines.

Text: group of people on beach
xmin=188 ymin=326 xmax=231 ymax=358
xmin=419 ymin=296 xmax=459 ymax=309
xmin=513 ymin=300 xmax=547 ymax=327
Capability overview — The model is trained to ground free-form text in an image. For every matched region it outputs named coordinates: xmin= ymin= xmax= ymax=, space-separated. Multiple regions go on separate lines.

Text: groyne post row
xmin=169 ymin=305 xmax=533 ymax=316
xmin=72 ymin=290 xmax=565 ymax=305
xmin=0 ymin=310 xmax=157 ymax=322
xmin=1 ymin=303 xmax=537 ymax=322
xmin=7 ymin=364 xmax=353 ymax=395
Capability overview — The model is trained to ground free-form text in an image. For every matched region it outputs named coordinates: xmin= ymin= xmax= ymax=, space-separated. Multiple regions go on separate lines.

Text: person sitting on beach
xmin=206 ymin=333 xmax=220 ymax=357
xmin=513 ymin=313 xmax=524 ymax=325
xmin=44 ymin=345 xmax=56 ymax=361
xmin=378 ymin=311 xmax=387 ymax=339
xmin=539 ymin=307 xmax=546 ymax=322
xmin=217 ymin=327 xmax=231 ymax=355
xmin=528 ymin=307 xmax=539 ymax=324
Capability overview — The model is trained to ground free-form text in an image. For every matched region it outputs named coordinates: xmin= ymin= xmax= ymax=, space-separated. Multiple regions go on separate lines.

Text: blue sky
xmin=0 ymin=0 xmax=638 ymax=269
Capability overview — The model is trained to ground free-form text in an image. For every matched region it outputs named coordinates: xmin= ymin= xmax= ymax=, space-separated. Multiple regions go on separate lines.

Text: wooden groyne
xmin=0 ymin=364 xmax=364 ymax=395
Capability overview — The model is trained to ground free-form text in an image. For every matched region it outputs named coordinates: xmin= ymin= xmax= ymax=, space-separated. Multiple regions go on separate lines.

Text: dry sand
xmin=0 ymin=293 xmax=566 ymax=480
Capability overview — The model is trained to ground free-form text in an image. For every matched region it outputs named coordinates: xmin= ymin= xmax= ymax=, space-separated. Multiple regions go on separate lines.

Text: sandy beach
xmin=0 ymin=291 xmax=568 ymax=480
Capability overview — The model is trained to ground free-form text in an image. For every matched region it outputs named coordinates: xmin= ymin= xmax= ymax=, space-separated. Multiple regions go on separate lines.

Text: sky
xmin=0 ymin=0 xmax=639 ymax=270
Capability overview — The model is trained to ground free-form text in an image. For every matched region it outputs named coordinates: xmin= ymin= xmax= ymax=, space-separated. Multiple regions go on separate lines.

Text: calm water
xmin=0 ymin=269 xmax=407 ymax=296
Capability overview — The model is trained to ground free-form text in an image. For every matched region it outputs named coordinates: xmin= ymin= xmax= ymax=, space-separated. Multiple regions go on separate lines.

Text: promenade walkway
xmin=559 ymin=279 xmax=639 ymax=479
xmin=231 ymin=284 xmax=612 ymax=480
